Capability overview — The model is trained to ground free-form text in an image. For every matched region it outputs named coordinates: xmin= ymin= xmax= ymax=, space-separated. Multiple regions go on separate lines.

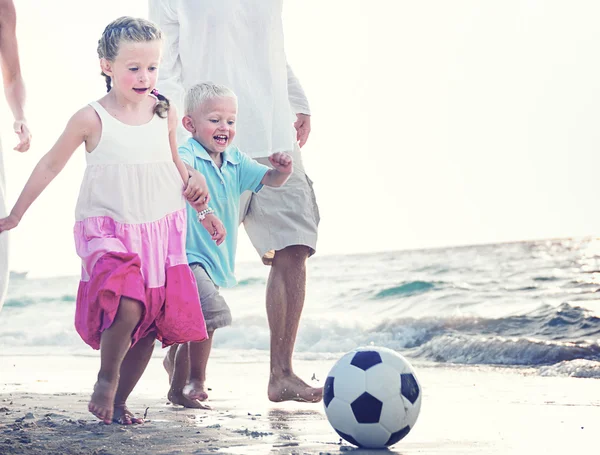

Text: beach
xmin=1 ymin=351 xmax=598 ymax=455
xmin=3 ymin=242 xmax=600 ymax=454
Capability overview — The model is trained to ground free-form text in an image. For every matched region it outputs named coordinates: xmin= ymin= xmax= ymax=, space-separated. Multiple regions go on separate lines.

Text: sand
xmin=0 ymin=351 xmax=598 ymax=454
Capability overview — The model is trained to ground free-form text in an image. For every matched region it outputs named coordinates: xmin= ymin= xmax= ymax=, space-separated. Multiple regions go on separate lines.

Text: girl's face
xmin=101 ymin=40 xmax=162 ymax=102
xmin=185 ymin=97 xmax=238 ymax=155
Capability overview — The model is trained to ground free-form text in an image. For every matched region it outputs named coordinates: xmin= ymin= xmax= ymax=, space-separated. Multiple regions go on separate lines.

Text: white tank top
xmin=74 ymin=101 xmax=185 ymax=224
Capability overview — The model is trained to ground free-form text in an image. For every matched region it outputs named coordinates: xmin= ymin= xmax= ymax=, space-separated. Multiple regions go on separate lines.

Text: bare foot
xmin=163 ymin=347 xmax=176 ymax=384
xmin=89 ymin=378 xmax=118 ymax=424
xmin=113 ymin=404 xmax=144 ymax=425
xmin=268 ymin=374 xmax=323 ymax=403
xmin=183 ymin=379 xmax=209 ymax=401
xmin=168 ymin=388 xmax=211 ymax=409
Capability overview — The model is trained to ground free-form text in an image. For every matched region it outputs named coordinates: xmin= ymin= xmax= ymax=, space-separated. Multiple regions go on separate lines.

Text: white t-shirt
xmin=148 ymin=0 xmax=311 ymax=158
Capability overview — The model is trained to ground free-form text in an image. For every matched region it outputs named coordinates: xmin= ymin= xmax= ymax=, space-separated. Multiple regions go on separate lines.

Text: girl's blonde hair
xmin=97 ymin=16 xmax=169 ymax=118
xmin=184 ymin=82 xmax=237 ymax=115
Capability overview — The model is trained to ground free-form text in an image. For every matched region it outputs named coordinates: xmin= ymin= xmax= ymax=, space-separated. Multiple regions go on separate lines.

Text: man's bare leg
xmin=185 ymin=333 xmax=214 ymax=404
xmin=168 ymin=342 xmax=210 ymax=409
xmin=112 ymin=333 xmax=155 ymax=424
xmin=266 ymin=245 xmax=322 ymax=403
xmin=89 ymin=297 xmax=143 ymax=423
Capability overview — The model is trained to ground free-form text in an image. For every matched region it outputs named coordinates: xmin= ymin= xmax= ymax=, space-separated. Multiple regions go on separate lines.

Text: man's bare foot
xmin=168 ymin=388 xmax=211 ymax=409
xmin=113 ymin=404 xmax=144 ymax=425
xmin=89 ymin=378 xmax=118 ymax=424
xmin=163 ymin=347 xmax=176 ymax=384
xmin=268 ymin=374 xmax=323 ymax=403
xmin=183 ymin=379 xmax=209 ymax=401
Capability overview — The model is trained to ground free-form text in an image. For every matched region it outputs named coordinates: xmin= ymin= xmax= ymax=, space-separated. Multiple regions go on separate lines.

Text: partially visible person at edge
xmin=0 ymin=0 xmax=32 ymax=312
xmin=149 ymin=0 xmax=322 ymax=403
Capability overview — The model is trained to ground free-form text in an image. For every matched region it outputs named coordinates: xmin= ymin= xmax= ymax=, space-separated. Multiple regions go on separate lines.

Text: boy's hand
xmin=201 ymin=213 xmax=226 ymax=246
xmin=0 ymin=214 xmax=20 ymax=233
xmin=268 ymin=152 xmax=293 ymax=175
xmin=184 ymin=169 xmax=210 ymax=204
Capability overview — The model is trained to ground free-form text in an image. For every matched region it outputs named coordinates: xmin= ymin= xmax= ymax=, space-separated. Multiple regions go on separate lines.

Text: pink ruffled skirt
xmin=73 ymin=209 xmax=207 ymax=349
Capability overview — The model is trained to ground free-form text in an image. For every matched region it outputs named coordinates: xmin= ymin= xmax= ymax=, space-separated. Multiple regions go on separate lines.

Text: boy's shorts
xmin=240 ymin=142 xmax=320 ymax=265
xmin=190 ymin=263 xmax=232 ymax=332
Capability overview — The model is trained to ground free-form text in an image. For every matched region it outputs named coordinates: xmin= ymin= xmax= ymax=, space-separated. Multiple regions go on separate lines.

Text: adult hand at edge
xmin=294 ymin=113 xmax=311 ymax=148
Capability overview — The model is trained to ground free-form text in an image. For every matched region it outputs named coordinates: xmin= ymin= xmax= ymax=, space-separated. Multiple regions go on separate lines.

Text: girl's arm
xmin=168 ymin=106 xmax=189 ymax=184
xmin=0 ymin=107 xmax=91 ymax=231
xmin=167 ymin=106 xmax=210 ymax=207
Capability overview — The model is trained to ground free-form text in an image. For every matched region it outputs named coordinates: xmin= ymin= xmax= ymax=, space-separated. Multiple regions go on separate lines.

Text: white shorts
xmin=240 ymin=143 xmax=320 ymax=265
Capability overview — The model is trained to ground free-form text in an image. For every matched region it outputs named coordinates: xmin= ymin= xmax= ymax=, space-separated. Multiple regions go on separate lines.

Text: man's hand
xmin=184 ymin=168 xmax=210 ymax=204
xmin=201 ymin=213 xmax=226 ymax=246
xmin=0 ymin=213 xmax=20 ymax=233
xmin=293 ymin=113 xmax=311 ymax=148
xmin=13 ymin=120 xmax=31 ymax=153
xmin=268 ymin=152 xmax=293 ymax=175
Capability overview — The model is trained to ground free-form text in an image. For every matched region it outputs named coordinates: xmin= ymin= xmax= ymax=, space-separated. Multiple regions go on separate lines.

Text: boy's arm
xmin=261 ymin=152 xmax=293 ymax=188
xmin=178 ymin=147 xmax=225 ymax=245
xmin=0 ymin=107 xmax=91 ymax=231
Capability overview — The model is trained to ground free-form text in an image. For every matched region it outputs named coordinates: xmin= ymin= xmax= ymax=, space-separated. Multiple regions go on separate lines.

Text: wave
xmin=413 ymin=334 xmax=600 ymax=366
xmin=539 ymin=359 xmax=600 ymax=378
xmin=371 ymin=302 xmax=600 ymax=342
xmin=5 ymin=301 xmax=599 ymax=368
xmin=3 ymin=294 xmax=76 ymax=308
xmin=236 ymin=277 xmax=265 ymax=287
xmin=372 ymin=281 xmax=436 ymax=299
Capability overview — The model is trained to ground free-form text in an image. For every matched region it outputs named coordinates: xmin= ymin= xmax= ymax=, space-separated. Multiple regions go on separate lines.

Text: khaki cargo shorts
xmin=240 ymin=143 xmax=320 ymax=265
xmin=190 ymin=263 xmax=232 ymax=332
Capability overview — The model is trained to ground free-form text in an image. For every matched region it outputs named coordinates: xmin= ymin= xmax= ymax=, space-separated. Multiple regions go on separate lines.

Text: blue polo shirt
xmin=179 ymin=138 xmax=269 ymax=287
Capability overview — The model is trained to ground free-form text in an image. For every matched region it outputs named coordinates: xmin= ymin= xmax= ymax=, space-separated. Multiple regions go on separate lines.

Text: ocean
xmin=2 ymin=237 xmax=600 ymax=380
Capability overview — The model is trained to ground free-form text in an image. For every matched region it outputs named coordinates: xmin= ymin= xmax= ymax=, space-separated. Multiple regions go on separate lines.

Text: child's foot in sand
xmin=89 ymin=379 xmax=118 ymax=424
xmin=268 ymin=374 xmax=323 ymax=403
xmin=183 ymin=380 xmax=209 ymax=402
xmin=168 ymin=387 xmax=211 ymax=409
xmin=112 ymin=404 xmax=144 ymax=425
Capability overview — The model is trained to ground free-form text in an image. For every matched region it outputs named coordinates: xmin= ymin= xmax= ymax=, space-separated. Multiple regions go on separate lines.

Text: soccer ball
xmin=323 ymin=346 xmax=422 ymax=448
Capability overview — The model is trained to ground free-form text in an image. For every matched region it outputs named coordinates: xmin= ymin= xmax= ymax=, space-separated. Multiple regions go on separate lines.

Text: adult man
xmin=0 ymin=0 xmax=32 ymax=311
xmin=148 ymin=0 xmax=321 ymax=403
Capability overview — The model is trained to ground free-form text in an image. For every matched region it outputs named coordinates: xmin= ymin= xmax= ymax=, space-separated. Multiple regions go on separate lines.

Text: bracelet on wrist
xmin=197 ymin=207 xmax=215 ymax=222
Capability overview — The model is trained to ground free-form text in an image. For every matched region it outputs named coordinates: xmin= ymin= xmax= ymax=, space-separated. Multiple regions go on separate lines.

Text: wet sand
xmin=1 ymin=352 xmax=598 ymax=454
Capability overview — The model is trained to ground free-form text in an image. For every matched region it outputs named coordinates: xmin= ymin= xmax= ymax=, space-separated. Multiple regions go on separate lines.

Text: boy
xmin=165 ymin=82 xmax=293 ymax=407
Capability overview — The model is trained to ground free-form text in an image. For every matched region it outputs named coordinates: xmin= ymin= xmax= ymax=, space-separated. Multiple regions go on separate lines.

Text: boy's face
xmin=184 ymin=97 xmax=237 ymax=155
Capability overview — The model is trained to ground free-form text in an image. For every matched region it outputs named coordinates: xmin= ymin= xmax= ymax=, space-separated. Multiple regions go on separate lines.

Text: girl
xmin=0 ymin=16 xmax=225 ymax=424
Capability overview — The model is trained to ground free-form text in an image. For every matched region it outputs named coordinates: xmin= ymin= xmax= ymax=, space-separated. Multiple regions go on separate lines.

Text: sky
xmin=2 ymin=0 xmax=600 ymax=277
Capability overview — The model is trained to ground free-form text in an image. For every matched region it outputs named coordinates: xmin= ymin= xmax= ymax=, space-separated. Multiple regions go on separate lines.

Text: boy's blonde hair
xmin=184 ymin=82 xmax=237 ymax=115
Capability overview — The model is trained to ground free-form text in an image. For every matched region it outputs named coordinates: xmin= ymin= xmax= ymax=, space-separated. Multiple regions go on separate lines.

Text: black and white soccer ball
xmin=323 ymin=346 xmax=422 ymax=448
